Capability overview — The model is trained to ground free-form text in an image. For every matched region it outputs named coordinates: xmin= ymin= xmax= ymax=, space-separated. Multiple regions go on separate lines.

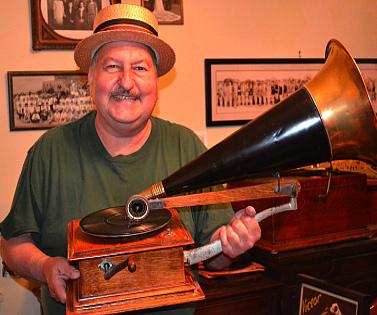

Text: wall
xmin=0 ymin=0 xmax=376 ymax=314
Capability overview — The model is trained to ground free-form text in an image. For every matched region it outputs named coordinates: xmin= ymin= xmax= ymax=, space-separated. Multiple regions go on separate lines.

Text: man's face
xmin=88 ymin=41 xmax=158 ymax=134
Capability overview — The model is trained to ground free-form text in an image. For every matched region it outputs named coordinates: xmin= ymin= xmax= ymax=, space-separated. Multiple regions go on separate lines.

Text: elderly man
xmin=1 ymin=4 xmax=260 ymax=315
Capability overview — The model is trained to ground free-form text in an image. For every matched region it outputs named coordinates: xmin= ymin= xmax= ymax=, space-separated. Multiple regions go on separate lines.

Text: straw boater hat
xmin=74 ymin=3 xmax=175 ymax=77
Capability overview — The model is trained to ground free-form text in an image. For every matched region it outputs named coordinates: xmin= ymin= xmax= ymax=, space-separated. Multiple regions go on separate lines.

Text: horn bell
xmin=306 ymin=39 xmax=377 ymax=166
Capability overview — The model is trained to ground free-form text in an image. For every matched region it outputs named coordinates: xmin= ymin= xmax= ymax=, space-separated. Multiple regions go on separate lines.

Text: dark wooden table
xmin=197 ymin=272 xmax=282 ymax=315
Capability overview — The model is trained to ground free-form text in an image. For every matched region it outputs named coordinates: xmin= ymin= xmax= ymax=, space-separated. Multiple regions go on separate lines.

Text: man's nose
xmin=119 ymin=69 xmax=135 ymax=90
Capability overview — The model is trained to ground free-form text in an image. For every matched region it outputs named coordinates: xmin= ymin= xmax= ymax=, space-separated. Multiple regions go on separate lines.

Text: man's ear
xmin=88 ymin=66 xmax=94 ymax=86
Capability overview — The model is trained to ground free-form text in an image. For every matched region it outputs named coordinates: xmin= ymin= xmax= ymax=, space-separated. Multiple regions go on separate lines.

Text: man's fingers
xmin=220 ymin=206 xmax=261 ymax=258
xmin=50 ymin=276 xmax=68 ymax=304
xmin=70 ymin=268 xmax=80 ymax=279
xmin=220 ymin=224 xmax=243 ymax=258
xmin=233 ymin=206 xmax=256 ymax=220
xmin=44 ymin=256 xmax=80 ymax=304
xmin=59 ymin=266 xmax=80 ymax=280
xmin=244 ymin=206 xmax=257 ymax=217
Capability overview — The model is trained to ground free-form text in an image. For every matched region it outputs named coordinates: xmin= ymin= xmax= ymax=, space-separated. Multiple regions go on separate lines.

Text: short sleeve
xmin=1 ymin=145 xmax=44 ymax=240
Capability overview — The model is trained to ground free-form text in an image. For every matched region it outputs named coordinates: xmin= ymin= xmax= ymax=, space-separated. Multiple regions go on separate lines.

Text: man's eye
xmin=134 ymin=66 xmax=147 ymax=71
xmin=105 ymin=64 xmax=120 ymax=71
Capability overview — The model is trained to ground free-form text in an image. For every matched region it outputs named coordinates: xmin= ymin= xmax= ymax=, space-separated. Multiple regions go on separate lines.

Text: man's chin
xmin=109 ymin=112 xmax=140 ymax=124
xmin=112 ymin=116 xmax=149 ymax=129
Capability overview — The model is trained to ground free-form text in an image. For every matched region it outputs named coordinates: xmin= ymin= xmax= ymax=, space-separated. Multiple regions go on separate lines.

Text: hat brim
xmin=74 ymin=29 xmax=176 ymax=77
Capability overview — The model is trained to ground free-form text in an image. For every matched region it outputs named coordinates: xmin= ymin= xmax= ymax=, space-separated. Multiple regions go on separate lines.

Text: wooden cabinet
xmin=252 ymin=237 xmax=377 ymax=315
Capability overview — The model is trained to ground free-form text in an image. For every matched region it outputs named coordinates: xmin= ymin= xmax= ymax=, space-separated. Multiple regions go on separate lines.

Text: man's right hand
xmin=1 ymin=234 xmax=80 ymax=304
xmin=42 ymin=256 xmax=80 ymax=303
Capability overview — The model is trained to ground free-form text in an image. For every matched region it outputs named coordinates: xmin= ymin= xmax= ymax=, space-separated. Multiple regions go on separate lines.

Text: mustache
xmin=110 ymin=88 xmax=139 ymax=98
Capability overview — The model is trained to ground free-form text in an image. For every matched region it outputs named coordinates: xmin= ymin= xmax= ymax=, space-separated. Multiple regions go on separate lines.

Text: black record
xmin=80 ymin=206 xmax=172 ymax=238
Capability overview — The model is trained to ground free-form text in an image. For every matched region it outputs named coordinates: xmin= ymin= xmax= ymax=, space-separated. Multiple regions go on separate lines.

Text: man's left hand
xmin=211 ymin=206 xmax=261 ymax=258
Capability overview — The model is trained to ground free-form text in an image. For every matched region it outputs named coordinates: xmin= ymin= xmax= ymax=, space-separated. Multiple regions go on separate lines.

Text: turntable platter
xmin=80 ymin=206 xmax=172 ymax=238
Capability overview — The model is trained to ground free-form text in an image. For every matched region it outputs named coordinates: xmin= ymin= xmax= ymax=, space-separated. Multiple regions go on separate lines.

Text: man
xmin=1 ymin=4 xmax=261 ymax=315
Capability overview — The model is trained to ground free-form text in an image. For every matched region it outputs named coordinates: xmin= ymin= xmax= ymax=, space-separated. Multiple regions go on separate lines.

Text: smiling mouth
xmin=111 ymin=94 xmax=139 ymax=101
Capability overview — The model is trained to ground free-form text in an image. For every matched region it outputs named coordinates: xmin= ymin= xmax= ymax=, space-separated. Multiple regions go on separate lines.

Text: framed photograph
xmin=8 ymin=71 xmax=93 ymax=131
xmin=205 ymin=58 xmax=377 ymax=126
xmin=31 ymin=0 xmax=114 ymax=50
xmin=31 ymin=0 xmax=183 ymax=50
xmin=298 ymin=274 xmax=371 ymax=315
xmin=114 ymin=0 xmax=183 ymax=24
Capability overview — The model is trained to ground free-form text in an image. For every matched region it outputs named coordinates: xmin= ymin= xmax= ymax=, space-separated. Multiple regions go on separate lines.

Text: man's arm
xmin=204 ymin=206 xmax=261 ymax=270
xmin=1 ymin=234 xmax=80 ymax=303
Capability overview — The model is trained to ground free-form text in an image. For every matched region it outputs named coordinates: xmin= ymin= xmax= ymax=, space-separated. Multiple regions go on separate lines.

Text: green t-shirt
xmin=1 ymin=111 xmax=233 ymax=315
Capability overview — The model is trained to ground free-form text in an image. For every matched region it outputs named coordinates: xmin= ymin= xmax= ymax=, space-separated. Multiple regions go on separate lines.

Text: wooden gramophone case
xmin=66 ymin=209 xmax=204 ymax=315
xmin=232 ymin=172 xmax=377 ymax=253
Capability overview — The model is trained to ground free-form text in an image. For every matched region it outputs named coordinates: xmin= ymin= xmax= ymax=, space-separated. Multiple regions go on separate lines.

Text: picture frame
xmin=31 ymin=0 xmax=115 ymax=50
xmin=297 ymin=274 xmax=371 ymax=315
xmin=7 ymin=71 xmax=93 ymax=131
xmin=204 ymin=58 xmax=377 ymax=126
xmin=31 ymin=0 xmax=183 ymax=50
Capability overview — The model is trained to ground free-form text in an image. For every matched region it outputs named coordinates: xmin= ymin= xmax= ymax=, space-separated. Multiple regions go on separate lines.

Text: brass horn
xmin=130 ymin=39 xmax=377 ymax=218
xmin=307 ymin=39 xmax=376 ymax=164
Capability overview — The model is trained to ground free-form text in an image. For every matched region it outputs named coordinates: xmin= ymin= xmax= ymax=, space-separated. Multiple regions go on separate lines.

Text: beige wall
xmin=0 ymin=0 xmax=376 ymax=313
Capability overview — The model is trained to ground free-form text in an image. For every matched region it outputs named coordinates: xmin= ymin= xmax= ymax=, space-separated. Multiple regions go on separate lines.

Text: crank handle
xmin=99 ymin=257 xmax=137 ymax=280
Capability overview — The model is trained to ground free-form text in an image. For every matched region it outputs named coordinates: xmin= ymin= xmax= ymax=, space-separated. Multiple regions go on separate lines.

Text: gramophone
xmin=66 ymin=39 xmax=377 ymax=314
